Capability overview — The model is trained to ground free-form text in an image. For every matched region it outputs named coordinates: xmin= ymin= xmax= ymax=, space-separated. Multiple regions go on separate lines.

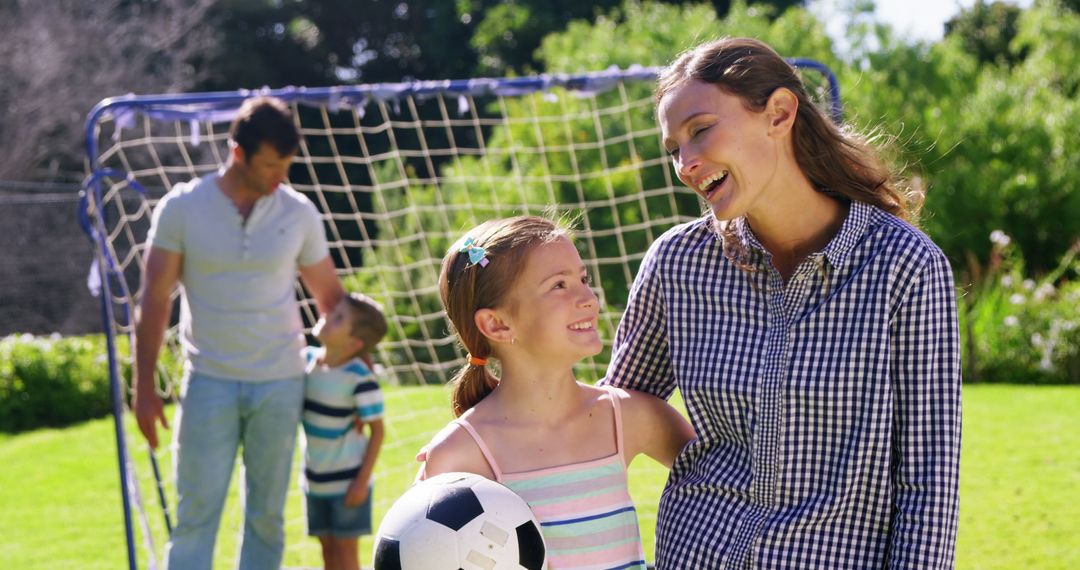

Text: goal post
xmin=81 ymin=63 xmax=841 ymax=570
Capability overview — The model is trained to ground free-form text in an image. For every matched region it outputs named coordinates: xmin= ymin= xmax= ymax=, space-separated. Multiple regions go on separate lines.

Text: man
xmin=133 ymin=96 xmax=345 ymax=570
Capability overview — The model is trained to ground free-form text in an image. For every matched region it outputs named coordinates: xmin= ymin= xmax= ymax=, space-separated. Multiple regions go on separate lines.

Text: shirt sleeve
xmin=887 ymin=249 xmax=962 ymax=568
xmin=297 ymin=197 xmax=330 ymax=267
xmin=146 ymin=188 xmax=185 ymax=254
xmin=600 ymin=237 xmax=676 ymax=400
xmin=350 ymin=366 xmax=384 ymax=422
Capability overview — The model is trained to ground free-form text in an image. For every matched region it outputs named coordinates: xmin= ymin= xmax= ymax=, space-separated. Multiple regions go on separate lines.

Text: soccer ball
xmin=372 ymin=472 xmax=546 ymax=570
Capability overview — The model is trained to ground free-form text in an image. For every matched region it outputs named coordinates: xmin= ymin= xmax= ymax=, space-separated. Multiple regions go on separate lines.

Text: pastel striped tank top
xmin=454 ymin=387 xmax=647 ymax=570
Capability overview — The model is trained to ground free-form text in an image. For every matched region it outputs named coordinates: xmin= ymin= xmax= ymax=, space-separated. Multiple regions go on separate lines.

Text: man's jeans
xmin=164 ymin=372 xmax=303 ymax=570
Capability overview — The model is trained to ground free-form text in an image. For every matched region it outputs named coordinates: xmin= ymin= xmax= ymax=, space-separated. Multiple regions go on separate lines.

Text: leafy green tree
xmin=197 ymin=0 xmax=809 ymax=90
xmin=810 ymin=0 xmax=1078 ymax=273
xmin=944 ymin=0 xmax=1026 ymax=67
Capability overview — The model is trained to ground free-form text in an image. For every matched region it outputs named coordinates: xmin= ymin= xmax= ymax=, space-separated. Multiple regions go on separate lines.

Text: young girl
xmin=420 ymin=215 xmax=696 ymax=570
xmin=602 ymin=37 xmax=961 ymax=568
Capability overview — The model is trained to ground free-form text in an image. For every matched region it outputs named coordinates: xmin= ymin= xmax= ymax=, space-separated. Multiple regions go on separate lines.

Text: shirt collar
xmin=725 ymin=200 xmax=874 ymax=271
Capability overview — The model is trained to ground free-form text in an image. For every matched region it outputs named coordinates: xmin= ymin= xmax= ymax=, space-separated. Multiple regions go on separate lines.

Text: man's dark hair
xmin=229 ymin=96 xmax=301 ymax=158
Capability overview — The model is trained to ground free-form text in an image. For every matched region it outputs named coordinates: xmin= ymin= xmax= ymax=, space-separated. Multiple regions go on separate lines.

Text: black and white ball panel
xmin=373 ymin=472 xmax=546 ymax=570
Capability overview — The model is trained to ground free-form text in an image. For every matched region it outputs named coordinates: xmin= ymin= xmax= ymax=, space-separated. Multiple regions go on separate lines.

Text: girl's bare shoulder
xmin=421 ymin=416 xmax=496 ymax=480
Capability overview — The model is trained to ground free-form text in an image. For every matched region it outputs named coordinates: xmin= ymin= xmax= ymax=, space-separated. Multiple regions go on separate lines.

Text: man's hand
xmin=132 ymin=245 xmax=180 ymax=450
xmin=344 ymin=479 xmax=370 ymax=507
xmin=133 ymin=387 xmax=170 ymax=449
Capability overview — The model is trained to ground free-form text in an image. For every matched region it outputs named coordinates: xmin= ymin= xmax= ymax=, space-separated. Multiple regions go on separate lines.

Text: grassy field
xmin=0 ymin=384 xmax=1077 ymax=569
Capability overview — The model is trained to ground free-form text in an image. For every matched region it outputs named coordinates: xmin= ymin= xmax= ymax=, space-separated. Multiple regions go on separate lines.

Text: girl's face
xmin=659 ymin=79 xmax=781 ymax=222
xmin=501 ymin=237 xmax=601 ymax=364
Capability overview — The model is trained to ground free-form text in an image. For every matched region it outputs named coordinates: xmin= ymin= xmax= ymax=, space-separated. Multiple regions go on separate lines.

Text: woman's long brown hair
xmin=657 ymin=37 xmax=922 ymax=266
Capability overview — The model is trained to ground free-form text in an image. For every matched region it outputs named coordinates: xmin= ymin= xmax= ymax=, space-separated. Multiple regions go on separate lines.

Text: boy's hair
xmin=229 ymin=96 xmax=301 ymax=158
xmin=438 ymin=215 xmax=570 ymax=417
xmin=342 ymin=292 xmax=388 ymax=359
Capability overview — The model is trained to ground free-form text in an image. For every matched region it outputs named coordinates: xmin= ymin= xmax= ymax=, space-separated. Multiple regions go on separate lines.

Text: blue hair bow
xmin=458 ymin=236 xmax=490 ymax=267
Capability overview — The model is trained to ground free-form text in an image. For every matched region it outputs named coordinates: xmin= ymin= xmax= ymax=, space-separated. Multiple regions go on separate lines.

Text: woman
xmin=601 ymin=37 xmax=961 ymax=568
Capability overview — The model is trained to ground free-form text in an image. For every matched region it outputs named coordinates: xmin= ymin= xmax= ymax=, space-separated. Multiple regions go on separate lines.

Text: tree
xmin=944 ymin=0 xmax=1025 ymax=67
xmin=196 ymin=0 xmax=808 ymax=88
xmin=0 ymin=0 xmax=218 ymax=181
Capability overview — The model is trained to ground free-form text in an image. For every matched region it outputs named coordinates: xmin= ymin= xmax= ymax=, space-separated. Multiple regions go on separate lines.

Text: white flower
xmin=1023 ymin=279 xmax=1035 ymax=291
xmin=1033 ymin=283 xmax=1055 ymax=302
xmin=1031 ymin=332 xmax=1044 ymax=347
xmin=1000 ymin=275 xmax=1014 ymax=288
xmin=1010 ymin=293 xmax=1026 ymax=305
xmin=1003 ymin=315 xmax=1019 ymax=327
xmin=990 ymin=230 xmax=1012 ymax=247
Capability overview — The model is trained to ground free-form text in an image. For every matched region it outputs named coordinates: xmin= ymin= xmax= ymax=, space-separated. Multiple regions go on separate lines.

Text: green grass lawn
xmin=0 ymin=384 xmax=1077 ymax=569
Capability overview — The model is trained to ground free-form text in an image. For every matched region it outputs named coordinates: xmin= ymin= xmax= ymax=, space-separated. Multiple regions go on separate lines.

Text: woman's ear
xmin=765 ymin=87 xmax=798 ymax=137
xmin=474 ymin=308 xmax=514 ymax=344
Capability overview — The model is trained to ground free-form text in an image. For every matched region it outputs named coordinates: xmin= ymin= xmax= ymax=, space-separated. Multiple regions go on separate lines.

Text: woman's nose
xmin=675 ymin=149 xmax=700 ymax=180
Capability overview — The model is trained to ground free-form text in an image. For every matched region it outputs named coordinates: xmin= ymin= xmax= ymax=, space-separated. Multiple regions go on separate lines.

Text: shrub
xmin=0 ymin=334 xmax=115 ymax=432
xmin=0 ymin=333 xmax=183 ymax=433
xmin=959 ymin=232 xmax=1080 ymax=383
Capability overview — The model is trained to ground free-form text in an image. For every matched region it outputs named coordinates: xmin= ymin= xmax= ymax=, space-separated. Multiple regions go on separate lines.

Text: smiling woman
xmin=601 ymin=37 xmax=962 ymax=569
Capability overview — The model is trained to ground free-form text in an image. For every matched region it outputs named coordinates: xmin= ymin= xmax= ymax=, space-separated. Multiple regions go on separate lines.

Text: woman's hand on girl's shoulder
xmin=616 ymin=388 xmax=695 ymax=469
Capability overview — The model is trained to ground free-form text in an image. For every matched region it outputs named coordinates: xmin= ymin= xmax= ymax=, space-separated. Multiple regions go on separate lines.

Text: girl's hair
xmin=656 ymin=37 xmax=922 ymax=265
xmin=438 ymin=215 xmax=568 ymax=417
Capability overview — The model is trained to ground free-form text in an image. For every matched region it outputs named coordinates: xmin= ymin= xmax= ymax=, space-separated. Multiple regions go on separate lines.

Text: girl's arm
xmin=417 ymin=422 xmax=497 ymax=481
xmin=616 ymin=388 xmax=695 ymax=468
xmin=887 ymin=251 xmax=962 ymax=568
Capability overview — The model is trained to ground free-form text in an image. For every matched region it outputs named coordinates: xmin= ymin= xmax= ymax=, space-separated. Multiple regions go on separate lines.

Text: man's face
xmin=238 ymin=142 xmax=295 ymax=195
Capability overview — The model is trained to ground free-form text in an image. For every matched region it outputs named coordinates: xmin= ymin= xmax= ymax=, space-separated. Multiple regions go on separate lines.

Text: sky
xmin=809 ymin=0 xmax=1034 ymax=44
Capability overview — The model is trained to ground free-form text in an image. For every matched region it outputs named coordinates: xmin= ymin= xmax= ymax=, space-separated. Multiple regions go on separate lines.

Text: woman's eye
xmin=691 ymin=124 xmax=710 ymax=139
xmin=552 ymin=280 xmax=566 ymax=290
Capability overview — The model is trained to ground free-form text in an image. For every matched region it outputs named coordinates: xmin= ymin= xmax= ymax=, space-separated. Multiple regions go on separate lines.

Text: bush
xmin=0 ymin=334 xmax=115 ymax=432
xmin=0 ymin=333 xmax=183 ymax=433
xmin=959 ymin=232 xmax=1080 ymax=383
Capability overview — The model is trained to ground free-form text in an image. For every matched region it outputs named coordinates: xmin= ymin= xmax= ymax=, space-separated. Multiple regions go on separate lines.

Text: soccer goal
xmin=81 ymin=61 xmax=841 ymax=569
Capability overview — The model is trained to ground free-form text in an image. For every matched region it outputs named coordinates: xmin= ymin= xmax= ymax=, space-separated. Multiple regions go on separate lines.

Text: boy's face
xmin=312 ymin=300 xmax=363 ymax=353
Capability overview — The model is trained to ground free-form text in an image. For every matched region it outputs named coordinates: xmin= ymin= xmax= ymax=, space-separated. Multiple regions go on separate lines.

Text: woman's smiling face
xmin=659 ymin=79 xmax=781 ymax=222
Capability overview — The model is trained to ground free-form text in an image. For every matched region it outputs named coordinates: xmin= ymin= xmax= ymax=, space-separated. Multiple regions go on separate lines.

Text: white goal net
xmin=81 ymin=64 xmax=839 ymax=568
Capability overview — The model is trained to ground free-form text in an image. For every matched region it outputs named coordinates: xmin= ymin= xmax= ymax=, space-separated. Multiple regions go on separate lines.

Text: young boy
xmin=301 ymin=292 xmax=388 ymax=570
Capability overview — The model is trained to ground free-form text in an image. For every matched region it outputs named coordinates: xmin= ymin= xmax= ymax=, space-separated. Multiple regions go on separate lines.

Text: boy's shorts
xmin=306 ymin=487 xmax=373 ymax=538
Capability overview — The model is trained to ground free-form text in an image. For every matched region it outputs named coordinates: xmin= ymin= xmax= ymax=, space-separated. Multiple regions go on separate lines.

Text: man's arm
xmin=298 ymin=255 xmax=345 ymax=317
xmin=132 ymin=246 xmax=182 ymax=449
xmin=345 ymin=419 xmax=384 ymax=507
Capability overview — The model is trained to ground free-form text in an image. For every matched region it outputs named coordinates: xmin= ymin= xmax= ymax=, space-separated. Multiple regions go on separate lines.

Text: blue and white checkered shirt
xmin=601 ymin=202 xmax=961 ymax=569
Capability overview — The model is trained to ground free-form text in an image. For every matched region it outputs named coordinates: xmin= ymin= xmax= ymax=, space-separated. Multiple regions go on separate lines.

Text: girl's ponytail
xmin=449 ymin=357 xmax=498 ymax=417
